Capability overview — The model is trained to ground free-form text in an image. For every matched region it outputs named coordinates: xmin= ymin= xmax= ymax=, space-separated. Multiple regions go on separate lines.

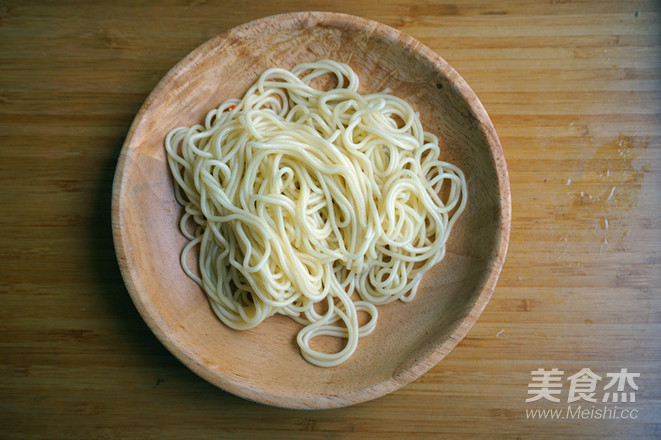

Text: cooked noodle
xmin=165 ymin=60 xmax=467 ymax=367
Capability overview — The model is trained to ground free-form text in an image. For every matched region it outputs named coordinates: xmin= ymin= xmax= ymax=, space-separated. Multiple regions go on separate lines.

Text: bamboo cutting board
xmin=0 ymin=1 xmax=659 ymax=438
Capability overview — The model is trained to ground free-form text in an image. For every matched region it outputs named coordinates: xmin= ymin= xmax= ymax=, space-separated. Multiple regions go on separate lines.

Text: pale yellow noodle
xmin=165 ymin=60 xmax=467 ymax=367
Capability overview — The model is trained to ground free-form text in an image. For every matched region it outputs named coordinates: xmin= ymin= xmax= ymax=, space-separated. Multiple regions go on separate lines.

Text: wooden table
xmin=1 ymin=1 xmax=659 ymax=438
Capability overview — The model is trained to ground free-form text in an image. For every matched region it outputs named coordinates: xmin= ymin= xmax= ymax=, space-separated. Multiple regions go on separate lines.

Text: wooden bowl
xmin=112 ymin=11 xmax=510 ymax=409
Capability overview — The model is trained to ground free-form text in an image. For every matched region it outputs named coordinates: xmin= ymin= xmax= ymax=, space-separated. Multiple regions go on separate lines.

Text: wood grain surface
xmin=1 ymin=0 xmax=659 ymax=438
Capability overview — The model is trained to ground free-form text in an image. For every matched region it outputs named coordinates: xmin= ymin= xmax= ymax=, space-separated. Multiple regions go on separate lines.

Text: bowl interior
xmin=112 ymin=11 xmax=510 ymax=409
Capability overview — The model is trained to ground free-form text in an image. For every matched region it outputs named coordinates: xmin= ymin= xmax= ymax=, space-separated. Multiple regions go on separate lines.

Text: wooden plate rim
xmin=111 ymin=11 xmax=511 ymax=409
